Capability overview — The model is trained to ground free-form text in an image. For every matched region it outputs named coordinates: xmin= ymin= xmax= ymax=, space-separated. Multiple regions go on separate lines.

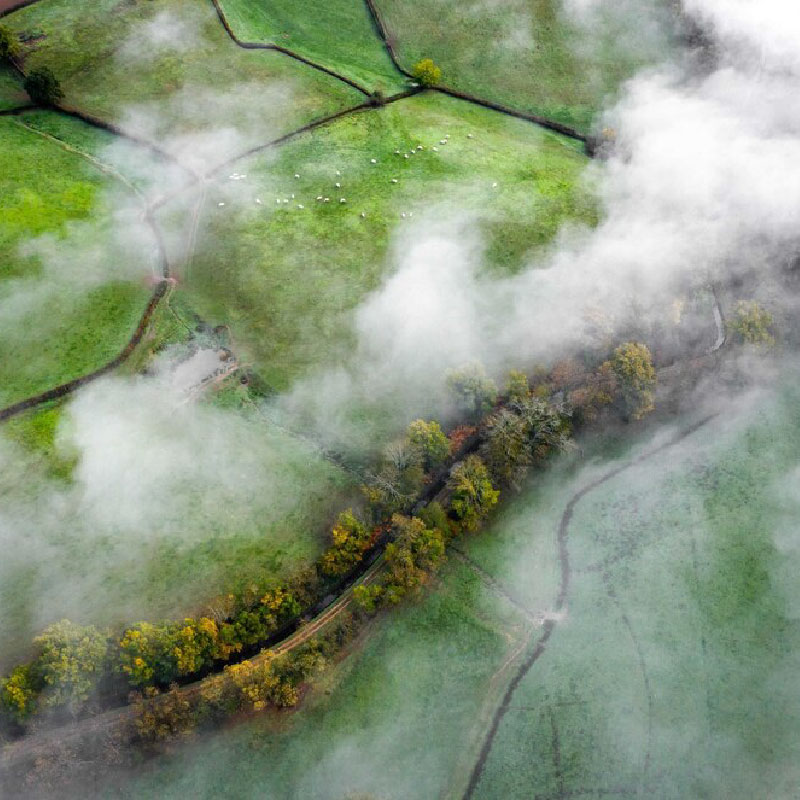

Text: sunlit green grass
xmin=168 ymin=91 xmax=594 ymax=395
xmin=218 ymin=0 xmax=407 ymax=94
xmin=0 ymin=398 xmax=356 ymax=672
xmin=0 ymin=116 xmax=154 ymax=407
xmin=374 ymin=0 xmax=676 ymax=132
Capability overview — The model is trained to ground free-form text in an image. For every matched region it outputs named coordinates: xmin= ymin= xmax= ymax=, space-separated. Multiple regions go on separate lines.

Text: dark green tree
xmin=24 ymin=66 xmax=64 ymax=106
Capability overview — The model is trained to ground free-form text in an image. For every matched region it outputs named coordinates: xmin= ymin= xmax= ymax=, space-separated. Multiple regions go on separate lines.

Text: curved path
xmin=462 ymin=413 xmax=718 ymax=799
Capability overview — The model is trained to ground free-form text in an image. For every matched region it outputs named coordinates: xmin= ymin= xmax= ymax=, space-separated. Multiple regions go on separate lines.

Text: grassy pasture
xmin=217 ymin=0 xmax=407 ymax=95
xmin=166 ymin=91 xmax=593 ymax=397
xmin=0 ymin=394 xmax=356 ymax=672
xmin=374 ymin=0 xmax=676 ymax=133
xmin=0 ymin=115 xmax=156 ymax=407
xmin=5 ymin=0 xmax=365 ymax=164
xmin=98 ymin=375 xmax=800 ymax=799
xmin=471 ymin=382 xmax=800 ymax=798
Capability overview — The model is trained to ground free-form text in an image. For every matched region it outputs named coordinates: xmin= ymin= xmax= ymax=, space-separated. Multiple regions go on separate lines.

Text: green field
xmin=165 ymin=91 xmax=593 ymax=401
xmin=374 ymin=0 xmax=676 ymax=132
xmin=217 ymin=0 xmax=407 ymax=95
xmin=0 ymin=393 xmax=356 ymax=671
xmin=0 ymin=63 xmax=26 ymax=110
xmin=98 ymin=371 xmax=800 ymax=799
xmin=0 ymin=114 xmax=156 ymax=407
xmin=5 ymin=0 xmax=365 ymax=165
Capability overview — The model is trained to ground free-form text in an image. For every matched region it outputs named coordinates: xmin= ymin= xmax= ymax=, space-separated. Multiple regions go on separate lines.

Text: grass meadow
xmin=217 ymin=0 xmax=407 ymax=95
xmin=374 ymin=0 xmax=676 ymax=132
xmin=96 ymin=372 xmax=800 ymax=799
xmin=166 ymin=91 xmax=594 ymax=396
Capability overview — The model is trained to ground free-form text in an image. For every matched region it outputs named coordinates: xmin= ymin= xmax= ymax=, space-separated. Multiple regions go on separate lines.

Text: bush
xmin=412 ymin=58 xmax=441 ymax=86
xmin=353 ymin=583 xmax=385 ymax=614
xmin=118 ymin=622 xmax=179 ymax=688
xmin=608 ymin=341 xmax=656 ymax=421
xmin=406 ymin=419 xmax=450 ymax=471
xmin=33 ymin=620 xmax=109 ymax=710
xmin=24 ymin=66 xmax=64 ymax=106
xmin=321 ymin=510 xmax=371 ymax=577
xmin=132 ymin=684 xmax=195 ymax=743
xmin=731 ymin=301 xmax=775 ymax=347
xmin=0 ymin=24 xmax=20 ymax=63
xmin=446 ymin=363 xmax=498 ymax=421
xmin=447 ymin=455 xmax=499 ymax=532
xmin=1 ymin=664 xmax=41 ymax=722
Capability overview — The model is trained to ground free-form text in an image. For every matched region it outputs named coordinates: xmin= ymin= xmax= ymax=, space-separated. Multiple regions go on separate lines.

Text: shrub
xmin=321 ymin=510 xmax=371 ymax=576
xmin=0 ymin=24 xmax=20 ymax=63
xmin=608 ymin=341 xmax=656 ymax=421
xmin=506 ymin=370 xmax=530 ymax=403
xmin=118 ymin=622 xmax=179 ymax=688
xmin=731 ymin=301 xmax=775 ymax=347
xmin=447 ymin=455 xmax=499 ymax=532
xmin=412 ymin=58 xmax=441 ymax=86
xmin=1 ymin=664 xmax=41 ymax=722
xmin=24 ymin=66 xmax=64 ymax=106
xmin=132 ymin=684 xmax=195 ymax=743
xmin=446 ymin=363 xmax=498 ymax=421
xmin=33 ymin=620 xmax=109 ymax=710
xmin=353 ymin=583 xmax=385 ymax=614
xmin=406 ymin=419 xmax=450 ymax=471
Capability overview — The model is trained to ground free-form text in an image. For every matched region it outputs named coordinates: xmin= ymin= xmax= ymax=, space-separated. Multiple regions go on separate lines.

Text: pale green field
xmin=103 ymin=372 xmax=800 ymax=800
xmin=217 ymin=0 xmax=407 ymax=94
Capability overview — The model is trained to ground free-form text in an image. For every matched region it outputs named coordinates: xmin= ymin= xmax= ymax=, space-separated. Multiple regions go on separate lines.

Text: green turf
xmin=0 ymin=116 xmax=156 ymax=407
xmin=373 ymin=0 xmax=677 ymax=132
xmin=0 ymin=398 xmax=356 ymax=672
xmin=471 ymin=382 xmax=800 ymax=798
xmin=5 ymin=0 xmax=366 ymax=161
xmin=165 ymin=91 xmax=593 ymax=400
xmin=0 ymin=63 xmax=26 ymax=110
xmin=217 ymin=0 xmax=407 ymax=95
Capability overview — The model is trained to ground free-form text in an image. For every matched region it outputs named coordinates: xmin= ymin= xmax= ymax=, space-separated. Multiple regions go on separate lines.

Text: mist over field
xmin=1 ymin=0 xmax=800 ymax=796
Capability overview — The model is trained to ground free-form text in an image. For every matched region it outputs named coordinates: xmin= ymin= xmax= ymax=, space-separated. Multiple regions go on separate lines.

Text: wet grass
xmin=374 ymin=0 xmax=677 ymax=133
xmin=217 ymin=0 xmax=407 ymax=95
xmin=167 ymin=91 xmax=593 ymax=396
xmin=5 ymin=0 xmax=365 ymax=160
xmin=0 ymin=116 xmax=154 ymax=407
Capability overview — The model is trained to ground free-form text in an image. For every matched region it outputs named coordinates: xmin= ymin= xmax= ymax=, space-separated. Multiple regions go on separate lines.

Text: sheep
xmin=335 ymin=182 xmax=341 ymax=188
xmin=340 ymin=198 xmax=347 ymax=204
xmin=370 ymin=158 xmax=377 ymax=164
xmin=391 ymin=178 xmax=398 ymax=184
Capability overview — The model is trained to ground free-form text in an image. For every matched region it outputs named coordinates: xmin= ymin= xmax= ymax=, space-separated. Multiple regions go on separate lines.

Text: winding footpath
xmin=461 ymin=413 xmax=718 ymax=799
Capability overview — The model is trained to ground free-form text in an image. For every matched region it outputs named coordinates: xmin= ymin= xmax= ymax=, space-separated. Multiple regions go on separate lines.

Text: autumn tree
xmin=0 ymin=25 xmax=20 ymax=63
xmin=731 ymin=301 xmax=775 ymax=347
xmin=0 ymin=664 xmax=41 ymax=722
xmin=608 ymin=341 xmax=656 ymax=421
xmin=118 ymin=622 xmax=180 ymax=687
xmin=446 ymin=363 xmax=498 ymax=421
xmin=412 ymin=57 xmax=441 ymax=86
xmin=132 ymin=684 xmax=195 ymax=743
xmin=506 ymin=370 xmax=530 ymax=403
xmin=353 ymin=583 xmax=385 ymax=614
xmin=33 ymin=620 xmax=109 ymax=711
xmin=382 ymin=514 xmax=446 ymax=603
xmin=362 ymin=438 xmax=425 ymax=519
xmin=320 ymin=510 xmax=371 ymax=576
xmin=24 ymin=66 xmax=64 ymax=106
xmin=406 ymin=418 xmax=450 ymax=471
xmin=447 ymin=455 xmax=499 ymax=532
xmin=482 ymin=408 xmax=530 ymax=488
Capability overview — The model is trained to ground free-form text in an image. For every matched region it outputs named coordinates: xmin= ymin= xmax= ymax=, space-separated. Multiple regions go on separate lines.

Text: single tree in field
xmin=412 ymin=57 xmax=441 ymax=86
xmin=609 ymin=341 xmax=656 ymax=421
xmin=24 ymin=66 xmax=64 ymax=106
xmin=0 ymin=25 xmax=20 ymax=63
